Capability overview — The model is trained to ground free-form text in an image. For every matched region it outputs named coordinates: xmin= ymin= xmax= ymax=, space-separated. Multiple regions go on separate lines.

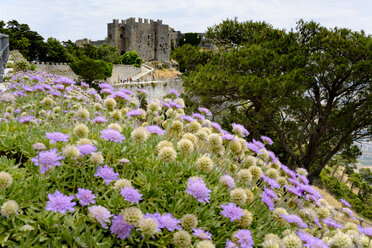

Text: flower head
xmin=31 ymin=148 xmax=64 ymax=174
xmin=186 ymin=177 xmax=211 ymax=203
xmin=76 ymin=188 xmax=96 ymax=206
xmin=46 ymin=132 xmax=70 ymax=144
xmin=100 ymin=128 xmax=125 ymax=143
xmin=232 ymin=123 xmax=249 ymax=137
xmin=120 ymin=186 xmax=142 ymax=204
xmin=220 ymin=203 xmax=244 ymax=222
xmin=77 ymin=144 xmax=97 ymax=156
xmin=146 ymin=125 xmax=165 ymax=135
xmin=46 ymin=191 xmax=75 ymax=214
xmin=110 ymin=214 xmax=133 ymax=240
xmin=88 ymin=205 xmax=112 ymax=229
xmin=234 ymin=229 xmax=254 ymax=248
xmin=94 ymin=165 xmax=119 ymax=185
xmin=160 ymin=213 xmax=182 ymax=231
xmin=193 ymin=228 xmax=212 ymax=240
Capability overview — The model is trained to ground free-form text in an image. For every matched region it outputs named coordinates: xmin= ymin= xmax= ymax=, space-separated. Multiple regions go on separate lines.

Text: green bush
xmin=120 ymin=51 xmax=140 ymax=65
xmin=69 ymin=57 xmax=112 ymax=83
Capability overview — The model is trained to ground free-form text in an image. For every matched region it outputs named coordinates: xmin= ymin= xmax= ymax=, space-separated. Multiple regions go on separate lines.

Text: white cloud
xmin=0 ymin=0 xmax=371 ymax=41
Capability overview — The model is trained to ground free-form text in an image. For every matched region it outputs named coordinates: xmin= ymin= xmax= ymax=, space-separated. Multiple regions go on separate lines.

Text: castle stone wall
xmin=107 ymin=65 xmax=142 ymax=83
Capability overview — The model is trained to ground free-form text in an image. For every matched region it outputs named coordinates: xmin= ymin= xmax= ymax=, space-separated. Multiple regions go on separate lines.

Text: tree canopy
xmin=182 ymin=19 xmax=372 ymax=182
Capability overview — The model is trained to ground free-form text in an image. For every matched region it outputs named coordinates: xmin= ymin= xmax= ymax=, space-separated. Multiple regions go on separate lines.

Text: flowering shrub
xmin=0 ymin=71 xmax=370 ymax=247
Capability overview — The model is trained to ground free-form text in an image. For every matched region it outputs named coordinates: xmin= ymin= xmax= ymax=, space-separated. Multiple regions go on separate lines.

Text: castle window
xmin=120 ymin=34 xmax=123 ymax=38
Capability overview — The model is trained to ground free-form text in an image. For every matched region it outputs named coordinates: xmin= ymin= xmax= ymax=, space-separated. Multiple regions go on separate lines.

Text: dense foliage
xmin=69 ymin=57 xmax=113 ymax=83
xmin=181 ymin=19 xmax=372 ymax=182
xmin=0 ymin=61 xmax=371 ymax=247
xmin=120 ymin=51 xmax=142 ymax=67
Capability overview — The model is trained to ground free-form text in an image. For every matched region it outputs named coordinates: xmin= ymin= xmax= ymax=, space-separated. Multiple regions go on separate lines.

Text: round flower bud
xmin=244 ymin=189 xmax=254 ymax=204
xmin=156 ymin=140 xmax=173 ymax=153
xmin=147 ymin=100 xmax=161 ymax=113
xmin=138 ymin=218 xmax=158 ymax=236
xmin=174 ymin=98 xmax=185 ymax=107
xmin=196 ymin=240 xmax=215 ymax=248
xmin=230 ymin=188 xmax=248 ymax=206
xmin=266 ymin=168 xmax=279 ymax=180
xmin=103 ymin=98 xmax=117 ymax=110
xmin=248 ymin=165 xmax=263 ymax=181
xmin=154 ymin=116 xmax=164 ymax=125
xmin=0 ymin=172 xmax=13 ymax=190
xmin=113 ymin=179 xmax=132 ymax=193
xmin=208 ymin=133 xmax=222 ymax=148
xmin=177 ymin=138 xmax=194 ymax=155
xmin=263 ymin=239 xmax=280 ymax=248
xmin=110 ymin=109 xmax=122 ymax=121
xmin=32 ymin=142 xmax=46 ymax=151
xmin=131 ymin=127 xmax=149 ymax=143
xmin=107 ymin=123 xmax=122 ymax=133
xmin=166 ymin=108 xmax=176 ymax=118
xmin=180 ymin=214 xmax=198 ymax=230
xmin=182 ymin=133 xmax=198 ymax=146
xmin=76 ymin=108 xmax=90 ymax=119
xmin=63 ymin=145 xmax=80 ymax=159
xmin=158 ymin=146 xmax=177 ymax=163
xmin=5 ymin=106 xmax=13 ymax=113
xmin=328 ymin=232 xmax=352 ymax=248
xmin=122 ymin=207 xmax=143 ymax=227
xmin=173 ymin=230 xmax=192 ymax=248
xmin=74 ymin=123 xmax=89 ymax=138
xmin=296 ymin=168 xmax=308 ymax=177
xmin=94 ymin=103 xmax=102 ymax=111
xmin=1 ymin=200 xmax=20 ymax=217
xmin=239 ymin=210 xmax=253 ymax=228
xmin=277 ymin=177 xmax=287 ymax=186
xmin=187 ymin=121 xmax=201 ymax=133
xmin=316 ymin=207 xmax=331 ymax=219
xmin=162 ymin=120 xmax=168 ymax=129
xmin=282 ymin=234 xmax=302 ymax=248
xmin=269 ymin=162 xmax=281 ymax=170
xmin=196 ymin=130 xmax=208 ymax=141
xmin=171 ymin=120 xmax=184 ymax=133
xmin=230 ymin=139 xmax=242 ymax=154
xmin=77 ymin=138 xmax=92 ymax=145
xmin=196 ymin=156 xmax=214 ymax=173
xmin=237 ymin=169 xmax=252 ymax=184
xmin=259 ymin=149 xmax=270 ymax=162
xmin=342 ymin=223 xmax=358 ymax=233
xmin=41 ymin=97 xmax=55 ymax=106
xmin=19 ymin=224 xmax=34 ymax=232
xmin=299 ymin=208 xmax=317 ymax=222
xmin=90 ymin=152 xmax=104 ymax=165
xmin=242 ymin=156 xmax=256 ymax=168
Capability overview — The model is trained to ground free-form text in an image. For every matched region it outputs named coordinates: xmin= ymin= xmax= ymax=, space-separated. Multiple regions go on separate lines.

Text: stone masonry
xmin=107 ymin=18 xmax=182 ymax=62
xmin=0 ymin=34 xmax=10 ymax=83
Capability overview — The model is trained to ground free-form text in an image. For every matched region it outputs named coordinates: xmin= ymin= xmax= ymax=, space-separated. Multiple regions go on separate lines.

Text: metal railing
xmin=0 ymin=34 xmax=10 ymax=83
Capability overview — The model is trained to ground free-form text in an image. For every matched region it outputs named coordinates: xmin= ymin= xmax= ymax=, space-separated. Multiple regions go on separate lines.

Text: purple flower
xmin=88 ymin=205 xmax=112 ymax=229
xmin=261 ymin=173 xmax=280 ymax=189
xmin=267 ymin=151 xmax=279 ymax=164
xmin=245 ymin=142 xmax=263 ymax=154
xmin=193 ymin=228 xmax=212 ymax=240
xmin=359 ymin=226 xmax=372 ymax=237
xmin=111 ymin=91 xmax=130 ymax=101
xmin=98 ymin=83 xmax=114 ymax=90
xmin=198 ymin=107 xmax=212 ymax=116
xmin=120 ymin=187 xmax=142 ymax=204
xmin=169 ymin=101 xmax=183 ymax=109
xmin=146 ymin=125 xmax=165 ymax=135
xmin=297 ymin=230 xmax=328 ymax=248
xmin=340 ymin=199 xmax=351 ymax=208
xmin=92 ymin=116 xmax=107 ymax=124
xmin=220 ymin=203 xmax=244 ymax=222
xmin=144 ymin=212 xmax=162 ymax=229
xmin=210 ymin=122 xmax=223 ymax=133
xmin=31 ymin=148 xmax=64 ymax=174
xmin=180 ymin=115 xmax=197 ymax=122
xmin=18 ymin=115 xmax=34 ymax=123
xmin=94 ymin=165 xmax=119 ymax=185
xmin=219 ymin=175 xmax=236 ymax=190
xmin=297 ymin=174 xmax=309 ymax=185
xmin=192 ymin=112 xmax=205 ymax=121
xmin=46 ymin=132 xmax=70 ymax=144
xmin=261 ymin=136 xmax=273 ymax=145
xmin=54 ymin=77 xmax=75 ymax=86
xmin=285 ymin=186 xmax=304 ymax=198
xmin=261 ymin=192 xmax=275 ymax=210
xmin=137 ymin=88 xmax=148 ymax=95
xmin=264 ymin=187 xmax=278 ymax=201
xmin=234 ymin=229 xmax=254 ymax=248
xmin=77 ymin=144 xmax=97 ymax=156
xmin=80 ymin=82 xmax=89 ymax=88
xmin=226 ymin=239 xmax=238 ymax=248
xmin=232 ymin=123 xmax=249 ymax=137
xmin=185 ymin=177 xmax=211 ymax=203
xmin=341 ymin=208 xmax=356 ymax=220
xmin=126 ymin=109 xmax=143 ymax=117
xmin=168 ymin=89 xmax=180 ymax=97
xmin=252 ymin=139 xmax=265 ymax=149
xmin=100 ymin=128 xmax=125 ymax=143
xmin=281 ymin=214 xmax=308 ymax=228
xmin=46 ymin=191 xmax=76 ymax=214
xmin=161 ymin=100 xmax=171 ymax=108
xmin=121 ymin=89 xmax=134 ymax=95
xmin=222 ymin=134 xmax=235 ymax=141
xmin=76 ymin=188 xmax=96 ymax=206
xmin=322 ymin=218 xmax=343 ymax=229
xmin=110 ymin=214 xmax=133 ymax=240
xmin=159 ymin=213 xmax=182 ymax=231
xmin=101 ymin=88 xmax=113 ymax=95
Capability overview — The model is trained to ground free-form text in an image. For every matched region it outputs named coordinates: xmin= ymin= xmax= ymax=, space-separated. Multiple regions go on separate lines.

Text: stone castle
xmin=76 ymin=17 xmax=213 ymax=62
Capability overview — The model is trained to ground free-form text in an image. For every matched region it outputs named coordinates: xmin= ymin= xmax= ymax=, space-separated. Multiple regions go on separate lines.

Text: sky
xmin=1 ymin=0 xmax=372 ymax=42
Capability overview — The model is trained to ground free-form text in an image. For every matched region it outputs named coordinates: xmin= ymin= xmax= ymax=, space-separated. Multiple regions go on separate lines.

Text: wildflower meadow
xmin=0 ymin=70 xmax=371 ymax=247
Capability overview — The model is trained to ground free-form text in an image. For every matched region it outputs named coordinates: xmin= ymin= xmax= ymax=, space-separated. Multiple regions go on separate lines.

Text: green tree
xmin=97 ymin=44 xmax=121 ymax=64
xmin=70 ymin=56 xmax=112 ymax=83
xmin=171 ymin=44 xmax=213 ymax=72
xmin=82 ymin=44 xmax=98 ymax=60
xmin=184 ymin=19 xmax=372 ymax=182
xmin=44 ymin=38 xmax=70 ymax=62
xmin=120 ymin=51 xmax=140 ymax=65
